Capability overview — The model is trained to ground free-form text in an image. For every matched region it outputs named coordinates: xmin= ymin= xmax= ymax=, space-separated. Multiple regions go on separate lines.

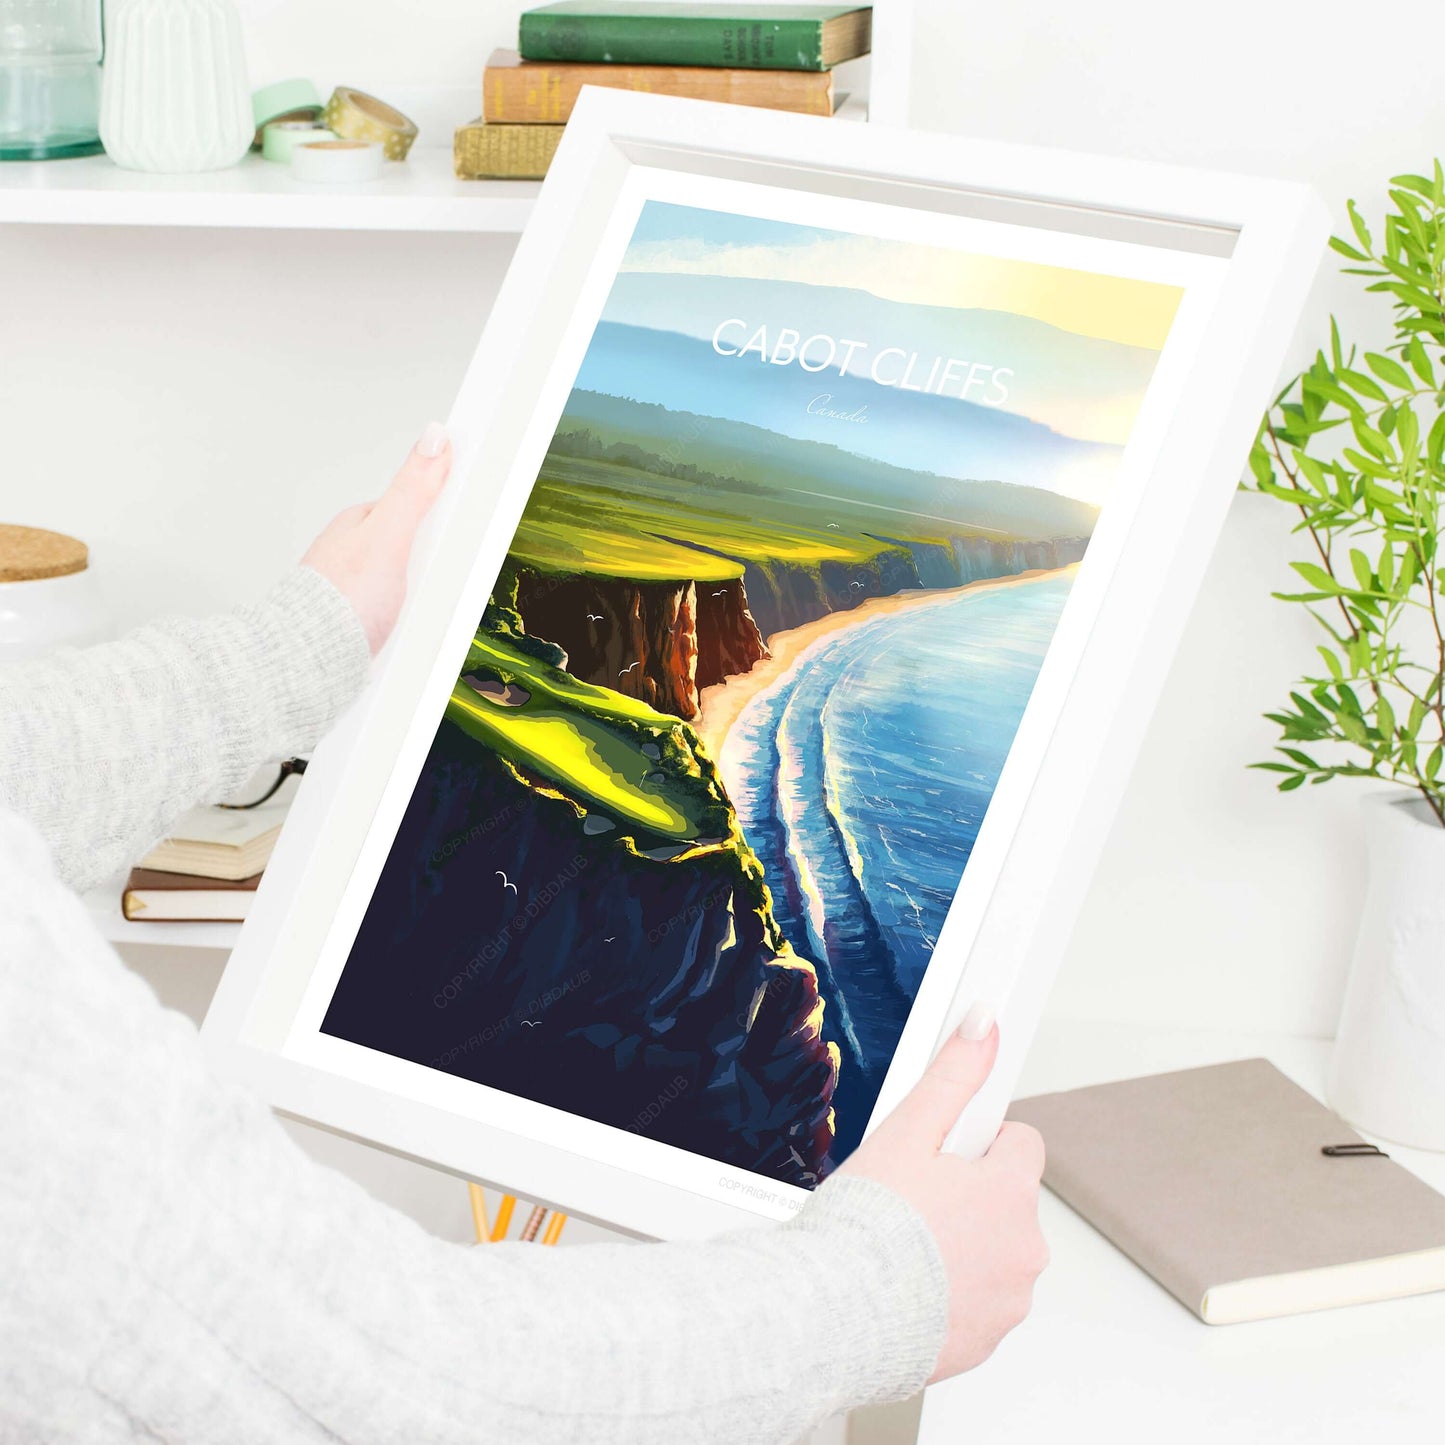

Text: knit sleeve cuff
xmin=787 ymin=1172 xmax=949 ymax=1405
xmin=229 ymin=567 xmax=372 ymax=763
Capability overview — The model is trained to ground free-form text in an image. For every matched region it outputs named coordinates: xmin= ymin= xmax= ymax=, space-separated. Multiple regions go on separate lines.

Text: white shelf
xmin=87 ymin=879 xmax=241 ymax=953
xmin=0 ymin=146 xmax=540 ymax=232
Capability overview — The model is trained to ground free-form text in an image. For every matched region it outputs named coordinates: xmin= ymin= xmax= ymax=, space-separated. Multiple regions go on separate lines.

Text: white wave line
xmin=774 ymin=674 xmax=864 ymax=1065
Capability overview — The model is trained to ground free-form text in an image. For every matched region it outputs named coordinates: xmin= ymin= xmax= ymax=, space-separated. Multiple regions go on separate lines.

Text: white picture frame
xmin=202 ymin=88 xmax=1327 ymax=1240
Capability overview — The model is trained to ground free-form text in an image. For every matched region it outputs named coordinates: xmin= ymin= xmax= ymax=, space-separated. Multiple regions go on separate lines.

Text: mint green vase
xmin=0 ymin=0 xmax=105 ymax=160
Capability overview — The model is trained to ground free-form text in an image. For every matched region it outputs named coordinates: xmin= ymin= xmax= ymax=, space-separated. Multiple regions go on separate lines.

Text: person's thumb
xmin=884 ymin=1003 xmax=999 ymax=1151
xmin=372 ymin=421 xmax=452 ymax=536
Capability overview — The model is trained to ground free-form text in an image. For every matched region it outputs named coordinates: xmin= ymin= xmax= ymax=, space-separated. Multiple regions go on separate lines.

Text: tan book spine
xmin=454 ymin=120 xmax=565 ymax=180
xmin=482 ymin=49 xmax=834 ymax=124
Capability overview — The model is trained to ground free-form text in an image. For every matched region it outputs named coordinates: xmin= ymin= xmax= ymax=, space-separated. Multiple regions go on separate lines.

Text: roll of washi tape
xmin=261 ymin=122 xmax=337 ymax=164
xmin=324 ymin=86 xmax=419 ymax=162
xmin=251 ymin=79 xmax=325 ymax=146
xmin=290 ymin=138 xmax=385 ymax=184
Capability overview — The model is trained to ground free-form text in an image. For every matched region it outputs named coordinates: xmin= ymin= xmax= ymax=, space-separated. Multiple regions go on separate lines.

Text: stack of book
xmin=120 ymin=784 xmax=295 ymax=923
xmin=455 ymin=3 xmax=873 ymax=180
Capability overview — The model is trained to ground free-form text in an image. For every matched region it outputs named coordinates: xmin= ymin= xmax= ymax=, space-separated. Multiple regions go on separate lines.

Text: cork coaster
xmin=0 ymin=524 xmax=88 ymax=582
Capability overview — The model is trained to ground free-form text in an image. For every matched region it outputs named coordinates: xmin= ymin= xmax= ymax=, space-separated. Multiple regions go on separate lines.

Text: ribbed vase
xmin=99 ymin=0 xmax=252 ymax=172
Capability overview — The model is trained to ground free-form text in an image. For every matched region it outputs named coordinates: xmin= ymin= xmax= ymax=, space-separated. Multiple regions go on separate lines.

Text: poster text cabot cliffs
xmin=320 ymin=202 xmax=1182 ymax=1184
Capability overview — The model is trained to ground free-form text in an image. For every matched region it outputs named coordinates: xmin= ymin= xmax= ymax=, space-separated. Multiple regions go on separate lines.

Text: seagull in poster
xmin=496 ymin=870 xmax=517 ymax=895
xmin=619 ymin=662 xmax=640 ymax=676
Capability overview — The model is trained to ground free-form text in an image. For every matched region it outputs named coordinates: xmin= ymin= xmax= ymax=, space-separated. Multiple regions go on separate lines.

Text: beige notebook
xmin=1010 ymin=1058 xmax=1445 ymax=1324
xmin=136 ymin=777 xmax=296 ymax=881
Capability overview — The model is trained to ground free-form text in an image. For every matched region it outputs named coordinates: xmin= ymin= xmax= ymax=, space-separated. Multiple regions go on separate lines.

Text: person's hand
xmin=840 ymin=1006 xmax=1048 ymax=1383
xmin=302 ymin=421 xmax=452 ymax=655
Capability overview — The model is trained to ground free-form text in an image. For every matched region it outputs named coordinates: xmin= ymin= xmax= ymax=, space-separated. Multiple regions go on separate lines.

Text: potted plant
xmin=1250 ymin=165 xmax=1445 ymax=1149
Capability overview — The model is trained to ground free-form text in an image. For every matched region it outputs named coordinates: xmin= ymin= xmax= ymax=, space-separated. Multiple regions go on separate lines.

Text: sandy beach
xmin=694 ymin=565 xmax=1078 ymax=758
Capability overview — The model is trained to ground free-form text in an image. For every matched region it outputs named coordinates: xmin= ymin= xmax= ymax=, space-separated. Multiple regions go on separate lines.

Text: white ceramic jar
xmin=0 ymin=524 xmax=109 ymax=660
xmin=99 ymin=0 xmax=252 ymax=173
xmin=1328 ymin=792 xmax=1445 ymax=1151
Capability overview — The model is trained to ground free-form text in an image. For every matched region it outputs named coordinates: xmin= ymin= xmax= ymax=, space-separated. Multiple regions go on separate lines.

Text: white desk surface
xmin=917 ymin=1020 xmax=1445 ymax=1445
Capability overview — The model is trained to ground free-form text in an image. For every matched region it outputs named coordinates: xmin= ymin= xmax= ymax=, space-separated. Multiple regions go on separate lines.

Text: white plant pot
xmin=1327 ymin=793 xmax=1445 ymax=1151
xmin=99 ymin=0 xmax=252 ymax=173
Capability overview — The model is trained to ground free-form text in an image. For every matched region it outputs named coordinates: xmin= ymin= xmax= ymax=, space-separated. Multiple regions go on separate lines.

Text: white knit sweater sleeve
xmin=0 ymin=574 xmax=949 ymax=1443
xmin=0 ymin=566 xmax=372 ymax=893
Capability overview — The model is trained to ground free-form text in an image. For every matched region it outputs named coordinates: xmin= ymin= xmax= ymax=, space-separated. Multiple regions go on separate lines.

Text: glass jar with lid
xmin=0 ymin=0 xmax=104 ymax=160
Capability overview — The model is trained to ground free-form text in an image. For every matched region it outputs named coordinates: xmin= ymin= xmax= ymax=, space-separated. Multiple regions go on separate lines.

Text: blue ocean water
xmin=718 ymin=572 xmax=1072 ymax=1156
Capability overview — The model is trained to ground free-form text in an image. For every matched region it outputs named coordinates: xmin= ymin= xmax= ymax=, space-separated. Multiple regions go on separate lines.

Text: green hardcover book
xmin=518 ymin=3 xmax=872 ymax=72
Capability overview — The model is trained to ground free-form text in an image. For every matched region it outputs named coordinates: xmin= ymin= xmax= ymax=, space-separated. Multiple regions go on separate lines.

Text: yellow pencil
xmin=541 ymin=1212 xmax=568 ymax=1246
xmin=489 ymin=1193 xmax=517 ymax=1242
xmin=467 ymin=1183 xmax=490 ymax=1244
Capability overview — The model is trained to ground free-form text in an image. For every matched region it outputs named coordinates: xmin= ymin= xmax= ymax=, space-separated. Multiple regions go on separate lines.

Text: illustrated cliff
xmin=507 ymin=532 xmax=1090 ymax=714
xmin=322 ymin=625 xmax=839 ymax=1186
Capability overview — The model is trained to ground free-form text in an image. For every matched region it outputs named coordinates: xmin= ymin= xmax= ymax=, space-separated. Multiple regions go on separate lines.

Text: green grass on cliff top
xmin=507 ymin=455 xmax=906 ymax=583
xmin=444 ymin=632 xmax=727 ymax=843
xmin=508 ymin=483 xmax=742 ymax=584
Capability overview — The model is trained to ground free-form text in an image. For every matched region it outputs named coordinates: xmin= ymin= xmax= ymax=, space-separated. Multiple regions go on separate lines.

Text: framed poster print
xmin=203 ymin=89 xmax=1327 ymax=1239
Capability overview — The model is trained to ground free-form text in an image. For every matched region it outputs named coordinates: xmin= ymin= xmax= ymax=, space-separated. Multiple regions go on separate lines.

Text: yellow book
xmin=483 ymin=47 xmax=835 ymax=123
xmin=454 ymin=118 xmax=564 ymax=180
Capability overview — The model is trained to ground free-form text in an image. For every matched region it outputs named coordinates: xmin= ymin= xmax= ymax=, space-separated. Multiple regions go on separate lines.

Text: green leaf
xmin=1257 ymin=480 xmax=1303 ymax=504
xmin=1405 ymin=336 xmax=1437 ymax=386
xmin=1318 ymin=645 xmax=1343 ymax=679
xmin=1289 ymin=561 xmax=1344 ymax=594
xmin=1365 ymin=351 xmax=1413 ymax=389
xmin=1296 ymin=452 xmax=1330 ymax=493
xmin=1350 ymin=414 xmax=1393 ymax=459
xmin=1349 ymin=548 xmax=1375 ymax=590
xmin=1347 ymin=198 xmax=1374 ymax=254
xmin=1428 ymin=412 xmax=1445 ymax=468
xmin=1397 ymin=548 xmax=1419 ymax=591
xmin=1390 ymin=172 xmax=1437 ymax=197
xmin=1346 ymin=447 xmax=1396 ymax=479
xmin=1279 ymin=773 xmax=1307 ymax=792
xmin=1303 ymin=374 xmax=1362 ymax=415
xmin=1339 ymin=712 xmax=1370 ymax=746
xmin=1248 ymin=438 xmax=1275 ymax=487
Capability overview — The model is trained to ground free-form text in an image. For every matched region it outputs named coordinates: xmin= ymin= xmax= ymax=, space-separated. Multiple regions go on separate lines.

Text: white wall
xmin=4 ymin=4 xmax=1441 ymax=1063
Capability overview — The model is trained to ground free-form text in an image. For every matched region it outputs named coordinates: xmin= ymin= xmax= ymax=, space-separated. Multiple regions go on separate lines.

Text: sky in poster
xmin=604 ymin=202 xmax=1184 ymax=478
